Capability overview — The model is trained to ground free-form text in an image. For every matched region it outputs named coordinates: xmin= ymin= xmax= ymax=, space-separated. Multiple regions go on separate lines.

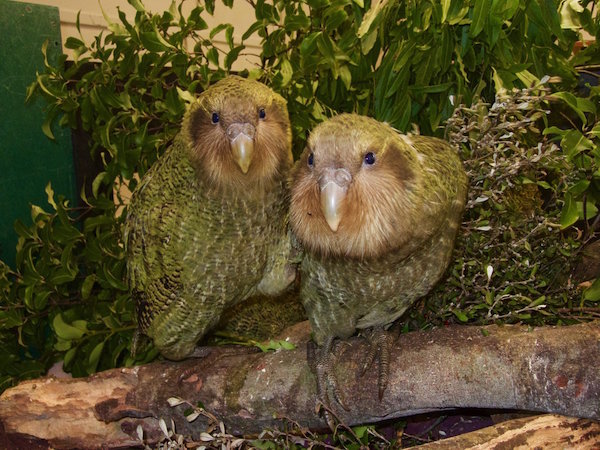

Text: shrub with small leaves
xmin=416 ymin=81 xmax=599 ymax=328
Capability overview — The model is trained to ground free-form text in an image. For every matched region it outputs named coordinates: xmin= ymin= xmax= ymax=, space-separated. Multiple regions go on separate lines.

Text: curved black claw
xmin=307 ymin=337 xmax=348 ymax=429
xmin=361 ymin=326 xmax=392 ymax=400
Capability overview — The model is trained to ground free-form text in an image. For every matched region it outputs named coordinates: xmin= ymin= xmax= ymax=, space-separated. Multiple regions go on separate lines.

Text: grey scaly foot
xmin=361 ymin=326 xmax=392 ymax=400
xmin=307 ymin=336 xmax=348 ymax=429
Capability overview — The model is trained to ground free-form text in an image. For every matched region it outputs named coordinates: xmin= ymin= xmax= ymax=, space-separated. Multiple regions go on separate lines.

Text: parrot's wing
xmin=124 ymin=137 xmax=195 ymax=331
xmin=256 ymin=227 xmax=300 ymax=296
xmin=399 ymin=134 xmax=468 ymax=242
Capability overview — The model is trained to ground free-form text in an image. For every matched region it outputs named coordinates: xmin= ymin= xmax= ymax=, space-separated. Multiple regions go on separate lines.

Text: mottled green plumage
xmin=290 ymin=113 xmax=467 ymax=407
xmin=125 ymin=76 xmax=297 ymax=360
xmin=213 ymin=290 xmax=305 ymax=341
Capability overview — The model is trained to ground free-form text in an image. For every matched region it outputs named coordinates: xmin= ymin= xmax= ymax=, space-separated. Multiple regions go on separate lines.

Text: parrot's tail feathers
xmin=130 ymin=327 xmax=142 ymax=358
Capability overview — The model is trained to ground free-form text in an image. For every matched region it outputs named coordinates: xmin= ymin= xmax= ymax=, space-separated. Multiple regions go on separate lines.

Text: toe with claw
xmin=361 ymin=326 xmax=393 ymax=400
xmin=307 ymin=336 xmax=349 ymax=429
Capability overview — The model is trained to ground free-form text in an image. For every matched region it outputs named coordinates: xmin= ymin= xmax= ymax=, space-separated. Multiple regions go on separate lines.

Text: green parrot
xmin=289 ymin=113 xmax=468 ymax=412
xmin=125 ymin=76 xmax=298 ymax=360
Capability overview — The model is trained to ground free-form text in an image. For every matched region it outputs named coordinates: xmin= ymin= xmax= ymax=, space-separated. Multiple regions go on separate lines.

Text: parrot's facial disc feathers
xmin=290 ymin=113 xmax=420 ymax=260
xmin=184 ymin=76 xmax=292 ymax=194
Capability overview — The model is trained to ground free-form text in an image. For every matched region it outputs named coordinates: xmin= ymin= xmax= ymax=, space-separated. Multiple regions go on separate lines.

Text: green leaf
xmin=165 ymin=88 xmax=184 ymax=116
xmin=568 ymin=179 xmax=590 ymax=196
xmin=53 ymin=314 xmax=86 ymax=340
xmin=453 ymin=309 xmax=469 ymax=322
xmin=583 ymin=278 xmax=600 ymax=301
xmin=92 ymin=172 xmax=108 ymax=198
xmin=515 ymin=69 xmax=539 ymax=88
xmin=559 ymin=192 xmax=579 ymax=229
xmin=255 ymin=339 xmax=296 ymax=352
xmin=41 ymin=114 xmax=56 ymax=140
xmin=24 ymin=285 xmax=35 ymax=310
xmin=300 ymin=32 xmax=321 ymax=56
xmin=284 ymin=12 xmax=310 ymax=31
xmin=552 ymin=92 xmax=588 ymax=126
xmin=205 ymin=0 xmax=215 ymax=15
xmin=357 ymin=0 xmax=385 ymax=38
xmin=409 ymin=82 xmax=453 ymax=94
xmin=559 ymin=0 xmax=583 ymax=30
xmin=63 ymin=347 xmax=77 ymax=368
xmin=576 ymin=97 xmax=596 ymax=117
xmin=560 ymin=129 xmax=594 ymax=160
xmin=64 ymin=36 xmax=85 ymax=50
xmin=224 ymin=45 xmax=244 ymax=70
xmin=279 ymin=58 xmax=293 ymax=87
xmin=242 ymin=21 xmax=264 ymax=41
xmin=391 ymin=41 xmax=416 ymax=72
xmin=316 ymin=32 xmax=336 ymax=62
xmin=49 ymin=267 xmax=77 ymax=285
xmin=102 ymin=263 xmax=128 ymax=291
xmin=441 ymin=0 xmax=451 ymax=23
xmin=225 ymin=24 xmax=234 ymax=49
xmin=99 ymin=1 xmax=127 ymax=35
xmin=470 ymin=0 xmax=489 ymax=38
xmin=140 ymin=31 xmax=168 ymax=52
xmin=324 ymin=9 xmax=348 ymax=31
xmin=127 ymin=0 xmax=146 ymax=12
xmin=352 ymin=425 xmax=369 ymax=439
xmin=206 ymin=47 xmax=219 ymax=67
xmin=40 ymin=39 xmax=51 ymax=68
xmin=279 ymin=340 xmax=295 ymax=350
xmin=54 ymin=338 xmax=72 ymax=352
xmin=34 ymin=290 xmax=52 ymax=310
xmin=339 ymin=65 xmax=351 ymax=91
xmin=14 ymin=219 xmax=35 ymax=240
xmin=0 ymin=310 xmax=23 ymax=329
xmin=360 ymin=29 xmax=378 ymax=54
xmin=589 ymin=123 xmax=600 ymax=138
xmin=81 ymin=275 xmax=96 ymax=300
xmin=446 ymin=1 xmax=470 ymax=24
xmin=577 ymin=200 xmax=598 ymax=221
xmin=88 ymin=341 xmax=105 ymax=373
xmin=45 ymin=183 xmax=58 ymax=210
xmin=210 ymin=23 xmax=229 ymax=39
xmin=536 ymin=181 xmax=551 ymax=189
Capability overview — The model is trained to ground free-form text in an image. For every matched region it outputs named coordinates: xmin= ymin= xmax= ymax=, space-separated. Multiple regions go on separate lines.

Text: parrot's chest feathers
xmin=178 ymin=183 xmax=287 ymax=296
xmin=303 ymin=230 xmax=453 ymax=332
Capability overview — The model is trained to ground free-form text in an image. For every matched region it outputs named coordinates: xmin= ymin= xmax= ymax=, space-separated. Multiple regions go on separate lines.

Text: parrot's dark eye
xmin=211 ymin=112 xmax=220 ymax=124
xmin=364 ymin=152 xmax=376 ymax=165
xmin=307 ymin=152 xmax=314 ymax=167
xmin=258 ymin=108 xmax=266 ymax=120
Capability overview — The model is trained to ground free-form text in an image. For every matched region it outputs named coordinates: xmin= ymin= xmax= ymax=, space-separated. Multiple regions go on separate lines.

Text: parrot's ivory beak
xmin=319 ymin=168 xmax=351 ymax=232
xmin=227 ymin=123 xmax=255 ymax=174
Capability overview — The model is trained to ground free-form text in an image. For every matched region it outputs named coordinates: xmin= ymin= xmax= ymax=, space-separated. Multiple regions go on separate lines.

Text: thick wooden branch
xmin=411 ymin=414 xmax=600 ymax=449
xmin=0 ymin=322 xmax=598 ymax=449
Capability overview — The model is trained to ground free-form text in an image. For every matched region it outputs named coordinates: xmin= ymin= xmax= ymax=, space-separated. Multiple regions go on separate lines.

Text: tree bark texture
xmin=411 ymin=414 xmax=600 ymax=449
xmin=0 ymin=322 xmax=598 ymax=449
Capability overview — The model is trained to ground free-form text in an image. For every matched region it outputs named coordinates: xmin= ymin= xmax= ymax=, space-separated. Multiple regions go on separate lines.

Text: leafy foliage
xmin=0 ymin=0 xmax=598 ymax=394
xmin=259 ymin=0 xmax=593 ymax=148
xmin=416 ymin=81 xmax=597 ymax=328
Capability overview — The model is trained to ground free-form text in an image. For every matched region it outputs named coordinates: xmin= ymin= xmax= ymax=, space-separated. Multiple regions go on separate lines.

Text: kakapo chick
xmin=290 ymin=113 xmax=467 ymax=407
xmin=125 ymin=76 xmax=296 ymax=360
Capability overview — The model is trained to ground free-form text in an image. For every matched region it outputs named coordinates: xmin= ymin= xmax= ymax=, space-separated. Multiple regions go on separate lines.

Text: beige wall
xmin=14 ymin=0 xmax=261 ymax=69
